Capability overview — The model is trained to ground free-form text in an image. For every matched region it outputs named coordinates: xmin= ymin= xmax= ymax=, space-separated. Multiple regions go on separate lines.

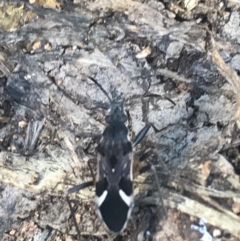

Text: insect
xmin=66 ymin=76 xmax=162 ymax=238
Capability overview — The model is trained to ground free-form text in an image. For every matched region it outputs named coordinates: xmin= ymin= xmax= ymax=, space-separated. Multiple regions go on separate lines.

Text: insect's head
xmin=86 ymin=76 xmax=128 ymax=125
xmin=106 ymin=91 xmax=127 ymax=124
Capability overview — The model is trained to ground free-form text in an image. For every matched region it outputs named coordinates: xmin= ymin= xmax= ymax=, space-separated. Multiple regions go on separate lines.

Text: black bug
xmin=66 ymin=76 xmax=162 ymax=238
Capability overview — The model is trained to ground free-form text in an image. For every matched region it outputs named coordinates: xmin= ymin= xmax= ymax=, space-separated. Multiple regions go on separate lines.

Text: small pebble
xmin=19 ymin=120 xmax=27 ymax=128
xmin=44 ymin=43 xmax=52 ymax=51
xmin=9 ymin=230 xmax=16 ymax=235
xmin=212 ymin=229 xmax=221 ymax=238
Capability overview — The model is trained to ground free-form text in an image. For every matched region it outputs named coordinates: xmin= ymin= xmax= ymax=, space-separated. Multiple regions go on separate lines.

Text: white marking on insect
xmin=95 ymin=190 xmax=108 ymax=207
xmin=119 ymin=190 xmax=133 ymax=206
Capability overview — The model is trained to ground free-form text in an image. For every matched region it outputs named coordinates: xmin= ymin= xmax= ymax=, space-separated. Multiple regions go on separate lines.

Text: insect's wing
xmin=95 ymin=152 xmax=134 ymax=233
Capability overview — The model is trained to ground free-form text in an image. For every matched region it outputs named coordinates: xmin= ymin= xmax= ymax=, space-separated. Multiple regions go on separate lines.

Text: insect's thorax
xmin=97 ymin=122 xmax=132 ymax=170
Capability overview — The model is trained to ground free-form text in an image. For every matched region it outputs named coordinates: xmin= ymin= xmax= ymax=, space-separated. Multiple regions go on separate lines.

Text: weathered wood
xmin=143 ymin=192 xmax=240 ymax=238
xmin=1 ymin=0 xmax=240 ymax=240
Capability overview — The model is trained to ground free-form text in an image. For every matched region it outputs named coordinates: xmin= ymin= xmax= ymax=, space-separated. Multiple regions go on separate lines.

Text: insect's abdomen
xmin=100 ymin=186 xmax=131 ymax=232
xmin=95 ymin=178 xmax=134 ymax=233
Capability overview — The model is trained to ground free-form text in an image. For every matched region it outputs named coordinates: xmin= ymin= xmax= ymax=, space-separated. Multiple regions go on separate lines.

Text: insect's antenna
xmin=86 ymin=76 xmax=112 ymax=102
xmin=66 ymin=181 xmax=94 ymax=240
xmin=151 ymin=164 xmax=167 ymax=216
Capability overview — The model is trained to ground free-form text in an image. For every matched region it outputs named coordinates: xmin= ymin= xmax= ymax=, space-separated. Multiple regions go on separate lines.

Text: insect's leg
xmin=126 ymin=109 xmax=133 ymax=137
xmin=67 ymin=180 xmax=94 ymax=240
xmin=132 ymin=123 xmax=152 ymax=147
xmin=133 ymin=148 xmax=153 ymax=178
xmin=67 ymin=180 xmax=94 ymax=195
xmin=139 ymin=148 xmax=154 ymax=162
xmin=138 ymin=164 xmax=167 ymax=216
xmin=132 ymin=123 xmax=162 ymax=147
xmin=87 ymin=161 xmax=96 ymax=185
xmin=139 ymin=149 xmax=170 ymax=176
xmin=150 ymin=164 xmax=167 ymax=216
xmin=136 ymin=149 xmax=167 ymax=216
